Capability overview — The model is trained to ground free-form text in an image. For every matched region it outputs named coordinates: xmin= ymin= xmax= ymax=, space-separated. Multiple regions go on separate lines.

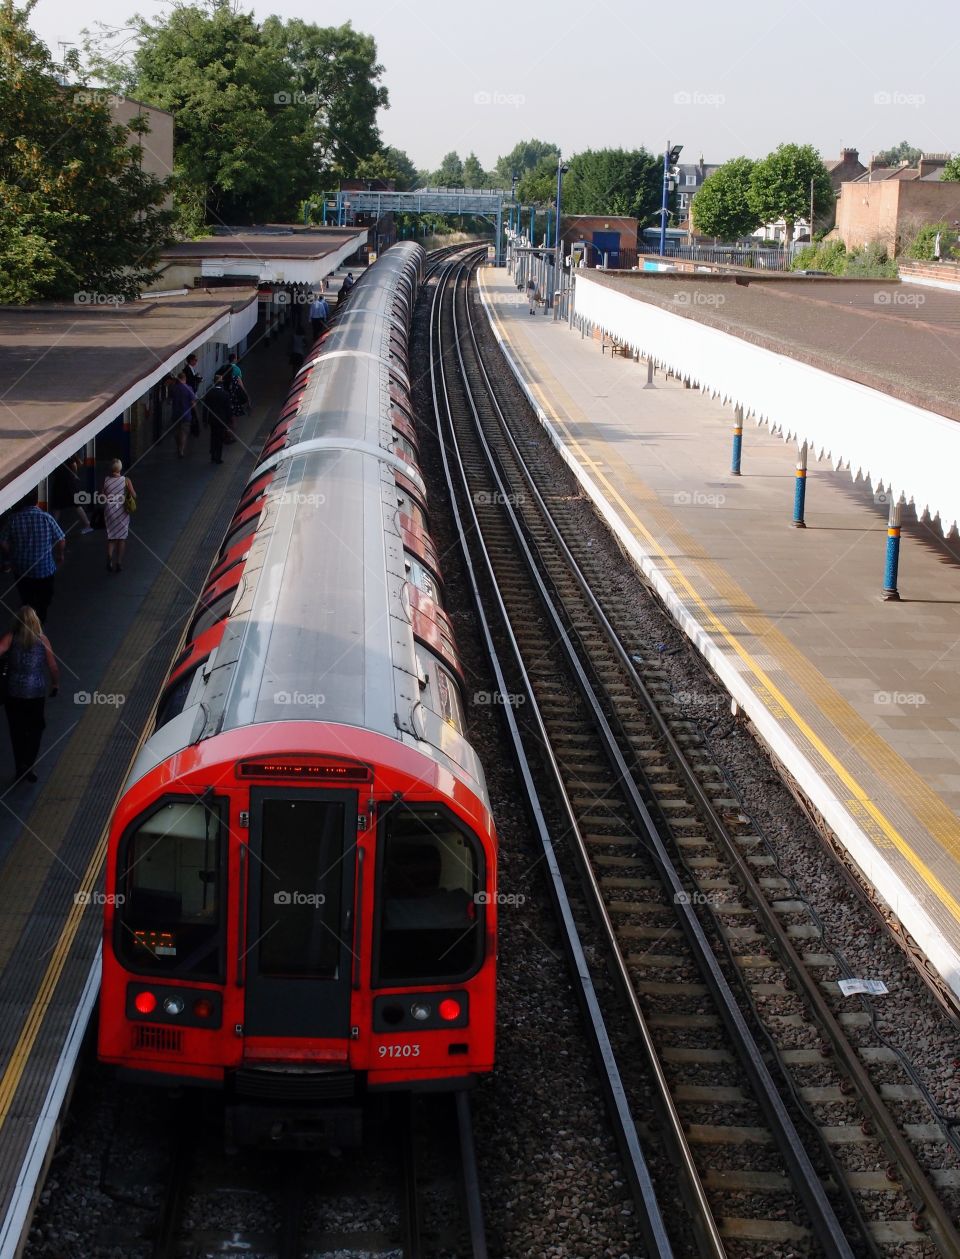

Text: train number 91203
xmin=377 ymin=1043 xmax=421 ymax=1058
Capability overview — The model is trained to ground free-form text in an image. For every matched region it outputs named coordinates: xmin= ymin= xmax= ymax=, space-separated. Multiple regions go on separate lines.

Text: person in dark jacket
xmin=202 ymin=369 xmax=234 ymax=464
xmin=0 ymin=605 xmax=59 ymax=783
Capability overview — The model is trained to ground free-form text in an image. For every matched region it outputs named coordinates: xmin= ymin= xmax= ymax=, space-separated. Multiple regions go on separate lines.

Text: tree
xmin=1 ymin=1 xmax=172 ymax=302
xmin=940 ymin=155 xmax=960 ymax=181
xmin=516 ymin=155 xmax=557 ymax=205
xmin=87 ymin=4 xmax=388 ymax=226
xmin=690 ymin=157 xmax=759 ymax=239
xmin=382 ymin=146 xmax=418 ymax=190
xmin=260 ymin=18 xmax=387 ymax=177
xmin=563 ymin=148 xmax=661 ymax=225
xmin=463 ymin=151 xmax=487 ymax=188
xmin=747 ymin=144 xmax=833 ymax=245
xmin=875 ymin=141 xmax=921 ymax=167
xmin=493 ymin=138 xmax=558 ymax=187
xmin=434 ymin=150 xmax=464 ymax=186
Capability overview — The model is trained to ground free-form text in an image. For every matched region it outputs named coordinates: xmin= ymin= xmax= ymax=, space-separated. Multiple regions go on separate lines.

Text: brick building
xmin=836 ymin=175 xmax=960 ymax=253
xmin=559 ymin=215 xmax=639 ymax=267
xmin=824 ymin=147 xmax=867 ymax=189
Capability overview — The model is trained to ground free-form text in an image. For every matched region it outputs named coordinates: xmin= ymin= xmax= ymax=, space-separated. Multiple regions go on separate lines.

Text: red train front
xmin=98 ymin=244 xmax=497 ymax=1146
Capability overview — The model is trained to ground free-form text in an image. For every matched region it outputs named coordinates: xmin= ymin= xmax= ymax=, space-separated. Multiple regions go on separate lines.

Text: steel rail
xmin=429 ymin=253 xmax=677 ymax=1257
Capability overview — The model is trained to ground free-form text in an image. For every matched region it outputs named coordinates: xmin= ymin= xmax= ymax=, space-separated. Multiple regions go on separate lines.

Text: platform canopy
xmin=574 ymin=271 xmax=960 ymax=535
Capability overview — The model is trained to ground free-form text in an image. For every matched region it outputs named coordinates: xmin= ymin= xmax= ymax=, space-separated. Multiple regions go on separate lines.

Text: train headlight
xmin=162 ymin=996 xmax=185 ymax=1016
xmin=410 ymin=1001 xmax=432 ymax=1021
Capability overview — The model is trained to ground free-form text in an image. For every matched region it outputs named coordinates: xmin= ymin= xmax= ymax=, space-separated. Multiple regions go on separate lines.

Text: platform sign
xmin=487 ymin=245 xmax=495 ymax=260
xmin=368 ymin=252 xmax=377 ymax=264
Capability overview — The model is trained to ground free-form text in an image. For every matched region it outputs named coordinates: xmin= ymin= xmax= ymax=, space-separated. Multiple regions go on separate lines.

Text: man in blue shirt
xmin=0 ymin=490 xmax=66 ymax=624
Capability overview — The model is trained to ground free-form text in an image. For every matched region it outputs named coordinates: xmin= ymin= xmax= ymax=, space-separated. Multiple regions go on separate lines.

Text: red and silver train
xmin=98 ymin=243 xmax=497 ymax=1145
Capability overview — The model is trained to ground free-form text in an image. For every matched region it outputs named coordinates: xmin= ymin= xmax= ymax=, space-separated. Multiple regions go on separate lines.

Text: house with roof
xmin=836 ymin=153 xmax=960 ymax=252
xmin=676 ymin=156 xmax=721 ymax=233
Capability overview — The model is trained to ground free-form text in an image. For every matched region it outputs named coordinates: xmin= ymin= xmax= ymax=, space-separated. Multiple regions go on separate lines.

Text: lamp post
xmin=659 ymin=143 xmax=683 ymax=257
xmin=554 ymin=153 xmax=568 ymax=318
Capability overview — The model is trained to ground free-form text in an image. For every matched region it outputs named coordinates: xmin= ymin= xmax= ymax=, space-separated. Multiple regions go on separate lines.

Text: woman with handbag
xmin=102 ymin=459 xmax=136 ymax=573
xmin=0 ymin=605 xmax=59 ymax=783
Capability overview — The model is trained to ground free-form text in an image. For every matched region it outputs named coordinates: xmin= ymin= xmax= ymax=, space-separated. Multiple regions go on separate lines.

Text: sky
xmin=28 ymin=0 xmax=959 ymax=174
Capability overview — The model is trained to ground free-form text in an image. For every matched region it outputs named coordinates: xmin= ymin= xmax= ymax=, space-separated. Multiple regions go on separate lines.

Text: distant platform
xmin=480 ymin=262 xmax=960 ymax=1006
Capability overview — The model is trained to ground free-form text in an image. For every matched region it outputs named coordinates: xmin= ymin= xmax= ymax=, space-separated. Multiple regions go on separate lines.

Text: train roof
xmin=128 ymin=243 xmax=491 ymax=812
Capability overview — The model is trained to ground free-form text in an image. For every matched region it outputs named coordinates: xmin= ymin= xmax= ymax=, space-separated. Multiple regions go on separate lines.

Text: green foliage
xmin=86 ymin=3 xmax=387 ymax=225
xmin=690 ymin=157 xmax=758 ymax=239
xmin=563 ymin=148 xmax=661 ymax=224
xmin=906 ymin=221 xmax=956 ymax=260
xmin=493 ymin=139 xmax=559 ymax=187
xmin=382 ymin=146 xmax=418 ymax=190
xmin=462 ymin=152 xmax=488 ymax=189
xmin=789 ymin=238 xmax=896 ymax=278
xmin=747 ymin=143 xmax=834 ymax=243
xmin=0 ymin=1 xmax=172 ymax=302
xmin=875 ymin=141 xmax=921 ymax=167
xmin=516 ymin=155 xmax=557 ymax=205
xmin=940 ymin=156 xmax=960 ymax=181
xmin=434 ymin=151 xmax=464 ymax=186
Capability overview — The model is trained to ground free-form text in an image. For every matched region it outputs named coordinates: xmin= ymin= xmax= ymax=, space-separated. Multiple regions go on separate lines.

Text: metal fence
xmin=638 ymin=243 xmax=796 ymax=271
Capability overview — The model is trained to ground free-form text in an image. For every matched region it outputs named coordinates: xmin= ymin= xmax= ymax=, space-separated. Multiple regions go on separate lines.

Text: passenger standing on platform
xmin=170 ymin=371 xmax=196 ymax=458
xmin=204 ymin=370 xmax=233 ymax=464
xmin=0 ymin=605 xmax=59 ymax=784
xmin=339 ymin=273 xmax=354 ymax=303
xmin=51 ymin=456 xmax=92 ymax=534
xmin=0 ymin=491 xmax=65 ymax=624
xmin=102 ymin=459 xmax=135 ymax=573
xmin=308 ymin=293 xmax=328 ymax=340
xmin=526 ymin=276 xmax=537 ymax=314
xmin=183 ymin=353 xmax=202 ymax=395
xmin=227 ymin=354 xmax=250 ymax=415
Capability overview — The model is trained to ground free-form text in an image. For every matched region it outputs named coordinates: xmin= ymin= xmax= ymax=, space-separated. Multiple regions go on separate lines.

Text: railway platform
xmin=478 ymin=263 xmax=960 ymax=1011
xmin=0 ymin=337 xmax=294 ymax=1258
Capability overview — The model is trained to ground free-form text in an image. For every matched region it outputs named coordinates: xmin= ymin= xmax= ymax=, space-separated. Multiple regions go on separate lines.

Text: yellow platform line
xmin=481 ymin=268 xmax=960 ymax=928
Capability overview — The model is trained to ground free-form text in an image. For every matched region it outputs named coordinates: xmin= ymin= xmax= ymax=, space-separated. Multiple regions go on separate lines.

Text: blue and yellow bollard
xmin=882 ymin=497 xmax=902 ymax=601
xmin=731 ymin=405 xmax=743 ymax=475
xmin=792 ymin=442 xmax=808 ymax=528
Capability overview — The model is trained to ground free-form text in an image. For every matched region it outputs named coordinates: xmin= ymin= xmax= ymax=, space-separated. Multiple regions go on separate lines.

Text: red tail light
xmin=193 ymin=998 xmax=213 ymax=1019
xmin=134 ymin=990 xmax=157 ymax=1015
xmin=438 ymin=998 xmax=461 ymax=1022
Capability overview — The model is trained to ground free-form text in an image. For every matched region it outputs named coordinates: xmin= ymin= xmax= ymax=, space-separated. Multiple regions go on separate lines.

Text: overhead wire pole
xmin=658 ymin=142 xmax=682 ymax=257
xmin=554 ymin=153 xmax=567 ymax=319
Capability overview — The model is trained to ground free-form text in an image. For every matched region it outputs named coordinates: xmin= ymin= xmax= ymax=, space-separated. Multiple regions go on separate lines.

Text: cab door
xmin=243 ymin=788 xmax=358 ymax=1039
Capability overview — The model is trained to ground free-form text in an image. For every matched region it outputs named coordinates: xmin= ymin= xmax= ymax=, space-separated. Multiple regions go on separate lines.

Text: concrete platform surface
xmin=480 ymin=263 xmax=960 ymax=1001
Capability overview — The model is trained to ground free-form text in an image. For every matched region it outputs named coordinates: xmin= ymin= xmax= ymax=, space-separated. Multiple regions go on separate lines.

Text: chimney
xmin=918 ymin=154 xmax=947 ymax=178
xmin=841 ymin=147 xmax=858 ymax=163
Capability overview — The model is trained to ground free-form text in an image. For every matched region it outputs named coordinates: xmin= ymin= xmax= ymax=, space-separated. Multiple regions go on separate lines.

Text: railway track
xmin=145 ymin=1093 xmax=485 ymax=1259
xmin=427 ymin=250 xmax=960 ymax=1256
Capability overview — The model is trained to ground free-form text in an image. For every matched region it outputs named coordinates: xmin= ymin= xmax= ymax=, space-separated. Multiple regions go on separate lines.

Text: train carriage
xmin=98 ymin=244 xmax=497 ymax=1146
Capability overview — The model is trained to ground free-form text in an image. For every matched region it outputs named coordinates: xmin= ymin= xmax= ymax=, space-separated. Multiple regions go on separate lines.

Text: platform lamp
xmin=554 ymin=154 xmax=569 ymax=318
xmin=659 ymin=143 xmax=683 ymax=257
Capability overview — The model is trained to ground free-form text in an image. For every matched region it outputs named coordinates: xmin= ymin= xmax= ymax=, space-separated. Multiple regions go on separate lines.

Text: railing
xmin=638 ymin=243 xmax=795 ymax=271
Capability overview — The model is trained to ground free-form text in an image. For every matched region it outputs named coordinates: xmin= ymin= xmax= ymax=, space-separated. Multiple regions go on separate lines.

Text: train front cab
xmin=100 ymin=741 xmax=496 ymax=1147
